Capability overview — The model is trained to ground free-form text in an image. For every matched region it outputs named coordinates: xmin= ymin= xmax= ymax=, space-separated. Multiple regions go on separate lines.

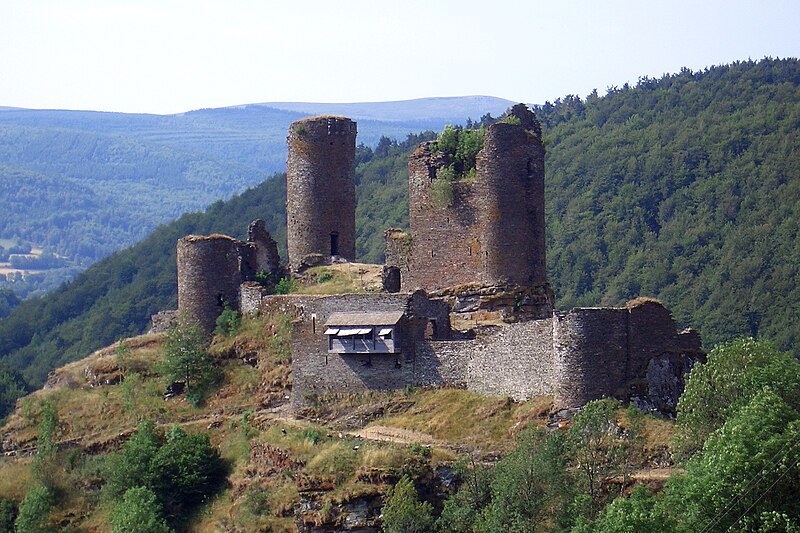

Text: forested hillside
xmin=0 ymin=58 xmax=797 ymax=407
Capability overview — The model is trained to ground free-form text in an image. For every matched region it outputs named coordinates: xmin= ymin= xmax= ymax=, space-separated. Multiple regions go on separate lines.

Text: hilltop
xmin=0 ymin=310 xmax=679 ymax=531
xmin=0 ymin=57 xmax=798 ymax=407
xmin=1 ymin=307 xmax=796 ymax=531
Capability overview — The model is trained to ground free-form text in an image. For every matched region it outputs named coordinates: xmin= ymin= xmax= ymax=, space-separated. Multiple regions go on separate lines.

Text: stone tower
xmin=286 ymin=115 xmax=357 ymax=271
xmin=388 ymin=104 xmax=546 ymax=291
xmin=177 ymin=235 xmax=244 ymax=334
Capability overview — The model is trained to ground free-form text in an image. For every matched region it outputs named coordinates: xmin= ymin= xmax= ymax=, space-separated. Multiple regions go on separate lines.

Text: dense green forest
xmin=0 ymin=58 xmax=797 ymax=412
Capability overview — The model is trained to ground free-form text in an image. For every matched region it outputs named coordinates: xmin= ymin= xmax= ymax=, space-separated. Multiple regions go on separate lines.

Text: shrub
xmin=105 ymin=421 xmax=162 ymax=500
xmin=162 ymin=320 xmax=219 ymax=406
xmin=14 ymin=486 xmax=51 ymax=533
xmin=105 ymin=422 xmax=225 ymax=527
xmin=214 ymin=306 xmax=241 ymax=337
xmin=0 ymin=500 xmax=17 ymax=533
xmin=302 ymin=428 xmax=321 ymax=445
xmin=149 ymin=426 xmax=226 ymax=520
xmin=677 ymin=337 xmax=800 ymax=457
xmin=274 ymin=277 xmax=297 ymax=294
xmin=111 ymin=486 xmax=172 ymax=533
xmin=381 ymin=475 xmax=434 ymax=533
xmin=31 ymin=402 xmax=58 ymax=489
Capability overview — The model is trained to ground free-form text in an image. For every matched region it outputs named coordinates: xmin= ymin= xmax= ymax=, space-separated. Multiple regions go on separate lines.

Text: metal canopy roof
xmin=324 ymin=311 xmax=404 ymax=327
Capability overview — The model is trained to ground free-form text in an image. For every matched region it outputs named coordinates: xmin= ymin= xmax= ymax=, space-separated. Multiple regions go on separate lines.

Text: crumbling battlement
xmin=388 ymin=104 xmax=547 ymax=293
xmin=286 ymin=116 xmax=357 ymax=271
xmin=552 ymin=300 xmax=704 ymax=410
xmin=176 ymin=221 xmax=281 ymax=333
xmin=285 ymin=294 xmax=703 ymax=413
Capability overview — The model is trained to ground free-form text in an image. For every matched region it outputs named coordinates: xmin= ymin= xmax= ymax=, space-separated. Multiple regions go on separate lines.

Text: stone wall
xmin=281 ymin=289 xmax=701 ymax=411
xmin=242 ymin=219 xmax=281 ymax=279
xmin=553 ymin=308 xmax=629 ymax=408
xmin=177 ymin=235 xmax=244 ymax=333
xmin=286 ymin=116 xmax=357 ymax=270
xmin=465 ymin=318 xmax=557 ymax=400
xmin=286 ymin=293 xmax=419 ymax=409
xmin=394 ymin=104 xmax=546 ymax=292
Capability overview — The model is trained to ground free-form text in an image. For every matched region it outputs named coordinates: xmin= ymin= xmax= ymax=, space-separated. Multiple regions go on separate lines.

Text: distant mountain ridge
xmin=250 ymin=96 xmax=517 ymax=122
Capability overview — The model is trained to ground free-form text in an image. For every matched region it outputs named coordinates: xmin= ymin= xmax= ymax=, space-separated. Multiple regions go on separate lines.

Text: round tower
xmin=477 ymin=104 xmax=546 ymax=285
xmin=177 ymin=235 xmax=243 ymax=334
xmin=286 ymin=115 xmax=357 ymax=271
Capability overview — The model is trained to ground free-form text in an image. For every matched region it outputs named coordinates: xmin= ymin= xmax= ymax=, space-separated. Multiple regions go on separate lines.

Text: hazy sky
xmin=2 ymin=0 xmax=798 ymax=115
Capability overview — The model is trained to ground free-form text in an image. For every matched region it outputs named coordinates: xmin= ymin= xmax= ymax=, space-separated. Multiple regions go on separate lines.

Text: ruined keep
xmin=386 ymin=104 xmax=547 ymax=293
xmin=176 ymin=221 xmax=281 ymax=333
xmin=286 ymin=116 xmax=357 ymax=271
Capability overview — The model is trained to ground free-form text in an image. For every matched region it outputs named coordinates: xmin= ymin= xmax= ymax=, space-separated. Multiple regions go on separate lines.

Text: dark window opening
xmin=330 ymin=233 xmax=339 ymax=256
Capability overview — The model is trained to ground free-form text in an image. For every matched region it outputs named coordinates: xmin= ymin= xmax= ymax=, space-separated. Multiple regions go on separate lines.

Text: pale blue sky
xmin=2 ymin=0 xmax=798 ymax=114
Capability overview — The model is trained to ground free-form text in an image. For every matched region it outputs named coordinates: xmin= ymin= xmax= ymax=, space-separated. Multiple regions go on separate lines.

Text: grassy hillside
xmin=0 ymin=314 xmax=675 ymax=532
xmin=0 ymin=57 xmax=798 ymax=400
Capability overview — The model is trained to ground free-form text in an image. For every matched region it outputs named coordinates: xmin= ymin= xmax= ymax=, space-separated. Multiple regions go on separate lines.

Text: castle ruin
xmin=286 ymin=116 xmax=357 ymax=271
xmin=171 ymin=106 xmax=704 ymax=413
xmin=176 ymin=220 xmax=280 ymax=333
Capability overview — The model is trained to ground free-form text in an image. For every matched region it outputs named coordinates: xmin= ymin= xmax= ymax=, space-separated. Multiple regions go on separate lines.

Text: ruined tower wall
xmin=627 ymin=300 xmax=680 ymax=381
xmin=553 ymin=308 xmax=629 ymax=408
xmin=477 ymin=120 xmax=546 ymax=285
xmin=403 ymin=143 xmax=482 ymax=290
xmin=242 ymin=219 xmax=281 ymax=279
xmin=286 ymin=116 xmax=357 ymax=270
xmin=396 ymin=105 xmax=547 ymax=292
xmin=177 ymin=235 xmax=244 ymax=334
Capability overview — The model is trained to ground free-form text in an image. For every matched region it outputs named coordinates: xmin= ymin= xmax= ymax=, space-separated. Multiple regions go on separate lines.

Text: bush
xmin=105 ymin=422 xmax=225 ymax=527
xmin=0 ymin=500 xmax=17 ymax=533
xmin=677 ymin=338 xmax=800 ymax=457
xmin=214 ymin=306 xmax=241 ymax=337
xmin=274 ymin=277 xmax=297 ymax=294
xmin=162 ymin=320 xmax=219 ymax=406
xmin=149 ymin=426 xmax=226 ymax=520
xmin=31 ymin=402 xmax=58 ymax=489
xmin=14 ymin=486 xmax=51 ymax=533
xmin=105 ymin=421 xmax=161 ymax=500
xmin=111 ymin=486 xmax=172 ymax=533
xmin=667 ymin=388 xmax=800 ymax=531
xmin=381 ymin=475 xmax=434 ymax=533
xmin=477 ymin=428 xmax=573 ymax=532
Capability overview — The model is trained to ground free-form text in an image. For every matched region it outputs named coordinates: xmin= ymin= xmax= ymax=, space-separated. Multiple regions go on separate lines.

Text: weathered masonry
xmin=286 ymin=115 xmax=357 ymax=271
xmin=281 ymin=293 xmax=703 ymax=412
xmin=170 ymin=107 xmax=705 ymax=415
xmin=385 ymin=104 xmax=547 ymax=294
xmin=176 ymin=220 xmax=280 ymax=334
